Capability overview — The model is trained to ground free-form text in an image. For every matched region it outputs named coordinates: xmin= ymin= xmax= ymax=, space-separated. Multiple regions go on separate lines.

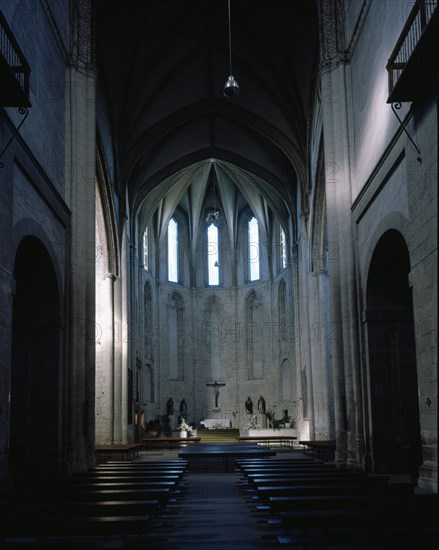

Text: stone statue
xmin=258 ymin=395 xmax=266 ymax=414
xmin=180 ymin=398 xmax=188 ymax=416
xmin=245 ymin=396 xmax=253 ymax=414
xmin=166 ymin=397 xmax=174 ymax=416
xmin=206 ymin=381 xmax=225 ymax=408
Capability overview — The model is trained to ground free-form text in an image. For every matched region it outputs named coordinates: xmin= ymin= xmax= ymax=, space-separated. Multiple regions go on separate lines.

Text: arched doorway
xmin=365 ymin=230 xmax=422 ymax=477
xmin=10 ymin=237 xmax=61 ymax=484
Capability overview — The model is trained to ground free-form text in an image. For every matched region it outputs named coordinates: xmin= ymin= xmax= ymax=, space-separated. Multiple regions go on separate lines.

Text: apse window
xmin=168 ymin=217 xmax=179 ymax=283
xmin=207 ymin=223 xmax=219 ymax=286
xmin=280 ymin=226 xmax=287 ymax=270
xmin=143 ymin=227 xmax=149 ymax=271
xmin=248 ymin=216 xmax=260 ymax=281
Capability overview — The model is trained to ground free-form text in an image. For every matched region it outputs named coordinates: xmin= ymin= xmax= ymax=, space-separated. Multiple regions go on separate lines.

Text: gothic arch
xmin=310 ymin=142 xmax=327 ymax=272
xmin=245 ymin=290 xmax=264 ymax=379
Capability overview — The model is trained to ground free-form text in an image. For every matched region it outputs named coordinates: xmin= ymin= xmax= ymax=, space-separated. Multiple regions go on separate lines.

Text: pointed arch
xmin=245 ymin=290 xmax=264 ymax=379
xmin=311 ymin=143 xmax=327 ymax=272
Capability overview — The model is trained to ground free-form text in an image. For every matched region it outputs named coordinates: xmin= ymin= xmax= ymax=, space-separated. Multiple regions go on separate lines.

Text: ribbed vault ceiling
xmin=95 ymin=0 xmax=319 ymax=234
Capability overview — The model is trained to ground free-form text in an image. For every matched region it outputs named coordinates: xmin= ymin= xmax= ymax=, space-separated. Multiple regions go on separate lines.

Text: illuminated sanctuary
xmin=0 ymin=0 xmax=437 ymax=527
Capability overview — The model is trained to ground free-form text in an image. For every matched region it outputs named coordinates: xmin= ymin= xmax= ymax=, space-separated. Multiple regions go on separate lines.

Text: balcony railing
xmin=0 ymin=10 xmax=31 ymax=106
xmin=386 ymin=0 xmax=438 ymax=103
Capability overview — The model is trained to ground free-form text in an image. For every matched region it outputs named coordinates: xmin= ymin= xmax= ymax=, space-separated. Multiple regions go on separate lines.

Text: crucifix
xmin=206 ymin=381 xmax=225 ymax=408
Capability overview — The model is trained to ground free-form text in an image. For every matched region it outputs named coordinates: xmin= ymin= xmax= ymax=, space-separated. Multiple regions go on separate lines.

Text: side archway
xmin=10 ymin=236 xmax=62 ymax=481
xmin=365 ymin=229 xmax=422 ymax=477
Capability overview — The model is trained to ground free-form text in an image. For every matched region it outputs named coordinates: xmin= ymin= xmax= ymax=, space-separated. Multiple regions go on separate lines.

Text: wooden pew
xmin=71 ymin=474 xmax=185 ymax=485
xmin=298 ymin=439 xmax=336 ymax=459
xmin=95 ymin=443 xmax=142 ymax=462
xmin=244 ymin=469 xmax=366 ymax=478
xmin=98 ymin=459 xmax=188 ymax=467
xmin=1 ymin=514 xmax=157 ymax=540
xmin=236 ymin=435 xmax=296 ymax=448
xmin=17 ymin=487 xmax=175 ymax=504
xmin=235 ymin=458 xmax=326 ymax=470
xmin=268 ymin=493 xmax=438 ymax=513
xmin=244 ymin=472 xmax=368 ymax=489
xmin=50 ymin=478 xmax=180 ymax=495
xmin=143 ymin=436 xmax=201 ymax=450
xmin=241 ymin=466 xmax=344 ymax=476
xmin=277 ymin=504 xmax=438 ymax=531
xmin=45 ymin=480 xmax=181 ymax=497
xmin=73 ymin=468 xmax=186 ymax=478
xmin=261 ymin=480 xmax=437 ymax=548
xmin=237 ymin=462 xmax=328 ymax=473
xmin=82 ymin=464 xmax=187 ymax=471
xmin=1 ymin=499 xmax=162 ymax=518
xmin=250 ymin=482 xmax=413 ymax=499
xmin=1 ymin=459 xmax=187 ymax=545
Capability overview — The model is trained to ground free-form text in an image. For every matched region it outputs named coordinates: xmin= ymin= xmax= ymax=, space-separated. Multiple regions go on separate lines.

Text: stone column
xmin=310 ymin=270 xmax=335 ymax=439
xmin=95 ymin=273 xmax=115 ymax=444
xmin=65 ymin=0 xmax=96 ymax=472
xmin=317 ymin=0 xmax=363 ymax=467
xmin=297 ymin=217 xmax=315 ymax=439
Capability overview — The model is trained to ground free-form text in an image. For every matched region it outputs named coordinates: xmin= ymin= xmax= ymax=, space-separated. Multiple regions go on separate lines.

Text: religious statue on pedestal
xmin=180 ymin=398 xmax=188 ymax=417
xmin=245 ymin=396 xmax=253 ymax=414
xmin=166 ymin=397 xmax=174 ymax=417
xmin=258 ymin=395 xmax=266 ymax=414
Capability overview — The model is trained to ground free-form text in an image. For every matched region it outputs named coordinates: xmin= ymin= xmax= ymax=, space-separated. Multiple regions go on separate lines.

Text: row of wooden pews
xmin=236 ymin=456 xmax=438 ymax=548
xmin=0 ymin=458 xmax=188 ymax=547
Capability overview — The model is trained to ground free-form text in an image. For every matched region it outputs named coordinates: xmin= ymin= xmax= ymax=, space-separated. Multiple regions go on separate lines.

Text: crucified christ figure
xmin=206 ymin=381 xmax=225 ymax=408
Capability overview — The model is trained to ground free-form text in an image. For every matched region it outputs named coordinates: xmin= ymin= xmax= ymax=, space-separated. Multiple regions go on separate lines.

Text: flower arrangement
xmin=243 ymin=415 xmax=259 ymax=430
xmin=210 ymin=422 xmax=223 ymax=430
xmin=178 ymin=419 xmax=193 ymax=432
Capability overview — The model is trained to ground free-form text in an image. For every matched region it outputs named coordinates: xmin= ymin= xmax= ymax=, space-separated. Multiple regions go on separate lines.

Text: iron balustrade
xmin=0 ymin=10 xmax=30 ymax=103
xmin=386 ymin=0 xmax=437 ymax=100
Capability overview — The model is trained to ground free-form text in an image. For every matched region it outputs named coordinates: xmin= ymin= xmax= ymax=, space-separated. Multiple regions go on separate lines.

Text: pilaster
xmin=65 ymin=0 xmax=96 ymax=472
xmin=317 ymin=0 xmax=363 ymax=467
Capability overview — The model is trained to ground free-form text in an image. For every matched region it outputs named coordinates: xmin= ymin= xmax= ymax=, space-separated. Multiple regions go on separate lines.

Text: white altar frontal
xmin=200 ymin=418 xmax=231 ymax=429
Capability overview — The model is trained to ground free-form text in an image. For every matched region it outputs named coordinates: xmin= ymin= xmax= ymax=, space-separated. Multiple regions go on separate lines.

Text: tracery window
xmin=168 ymin=217 xmax=179 ymax=282
xmin=143 ymin=227 xmax=149 ymax=271
xmin=248 ymin=216 xmax=260 ymax=281
xmin=207 ymin=223 xmax=219 ymax=286
xmin=280 ymin=226 xmax=287 ymax=270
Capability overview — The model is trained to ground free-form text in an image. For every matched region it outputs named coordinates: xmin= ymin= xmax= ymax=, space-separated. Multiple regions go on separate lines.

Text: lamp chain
xmin=228 ymin=0 xmax=232 ymax=75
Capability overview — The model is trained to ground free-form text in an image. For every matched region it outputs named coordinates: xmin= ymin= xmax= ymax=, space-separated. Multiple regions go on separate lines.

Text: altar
xmin=200 ymin=418 xmax=231 ymax=429
xmin=240 ymin=427 xmax=297 ymax=446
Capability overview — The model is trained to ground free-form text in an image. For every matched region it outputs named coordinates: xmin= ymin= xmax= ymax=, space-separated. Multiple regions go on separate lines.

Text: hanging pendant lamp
xmin=223 ymin=0 xmax=239 ymax=99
